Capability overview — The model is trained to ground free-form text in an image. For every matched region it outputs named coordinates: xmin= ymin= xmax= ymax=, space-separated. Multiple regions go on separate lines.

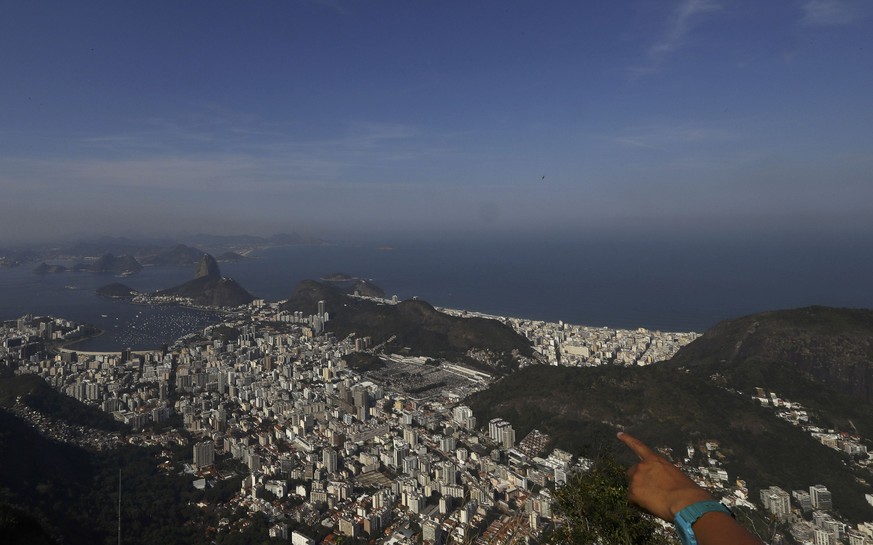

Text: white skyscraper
xmin=193 ymin=441 xmax=215 ymax=469
xmin=323 ymin=447 xmax=338 ymax=473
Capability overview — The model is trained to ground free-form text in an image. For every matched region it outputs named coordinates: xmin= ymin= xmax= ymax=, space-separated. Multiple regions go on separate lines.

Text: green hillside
xmin=469 ymin=306 xmax=873 ymax=522
xmin=669 ymin=306 xmax=873 ymax=403
xmin=467 ymin=308 xmax=873 ymax=525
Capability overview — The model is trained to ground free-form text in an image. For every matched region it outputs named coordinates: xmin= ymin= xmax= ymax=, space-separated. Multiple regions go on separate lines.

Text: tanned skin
xmin=618 ymin=432 xmax=764 ymax=545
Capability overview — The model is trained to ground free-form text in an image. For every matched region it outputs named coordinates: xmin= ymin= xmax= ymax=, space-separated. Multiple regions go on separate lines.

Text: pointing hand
xmin=617 ymin=432 xmax=713 ymax=521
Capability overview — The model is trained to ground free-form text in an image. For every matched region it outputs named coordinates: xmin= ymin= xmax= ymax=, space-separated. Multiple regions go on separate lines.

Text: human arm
xmin=617 ymin=432 xmax=764 ymax=545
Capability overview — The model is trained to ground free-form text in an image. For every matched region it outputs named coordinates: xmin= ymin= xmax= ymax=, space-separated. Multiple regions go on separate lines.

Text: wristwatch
xmin=674 ymin=500 xmax=734 ymax=545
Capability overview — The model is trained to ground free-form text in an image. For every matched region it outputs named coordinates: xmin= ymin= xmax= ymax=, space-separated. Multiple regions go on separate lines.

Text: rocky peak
xmin=194 ymin=254 xmax=221 ymax=279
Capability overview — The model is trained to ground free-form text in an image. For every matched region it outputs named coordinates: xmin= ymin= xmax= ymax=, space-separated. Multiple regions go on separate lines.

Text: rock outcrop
xmin=194 ymin=254 xmax=221 ymax=279
xmin=155 ymin=254 xmax=253 ymax=307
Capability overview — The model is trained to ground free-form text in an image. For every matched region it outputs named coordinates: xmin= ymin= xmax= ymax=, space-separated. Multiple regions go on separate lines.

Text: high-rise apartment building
xmin=760 ymin=486 xmax=791 ymax=520
xmin=811 ymin=484 xmax=833 ymax=510
xmin=323 ymin=447 xmax=338 ymax=473
xmin=193 ymin=441 xmax=215 ymax=469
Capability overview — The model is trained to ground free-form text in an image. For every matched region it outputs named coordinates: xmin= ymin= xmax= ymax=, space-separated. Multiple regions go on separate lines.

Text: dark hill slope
xmin=0 ymin=374 xmax=127 ymax=432
xmin=283 ymin=278 xmax=343 ymax=312
xmin=281 ymin=280 xmax=532 ymax=370
xmin=0 ymin=503 xmax=59 ymax=545
xmin=0 ymin=408 xmax=94 ymax=493
xmin=467 ymin=364 xmax=873 ymax=522
xmin=351 ymin=279 xmax=385 ymax=298
xmin=158 ymin=275 xmax=254 ymax=307
xmin=666 ymin=306 xmax=873 ymax=438
xmin=0 ymin=407 xmax=208 ymax=545
xmin=0 ymin=376 xmax=213 ymax=544
xmin=0 ymin=409 xmax=96 ymax=543
xmin=669 ymin=306 xmax=873 ymax=403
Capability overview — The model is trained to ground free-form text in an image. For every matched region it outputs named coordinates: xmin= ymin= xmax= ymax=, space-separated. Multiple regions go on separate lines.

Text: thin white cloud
xmin=631 ymin=0 xmax=722 ymax=76
xmin=339 ymin=122 xmax=420 ymax=150
xmin=65 ymin=112 xmax=429 ymax=171
xmin=609 ymin=121 xmax=738 ymax=150
xmin=800 ymin=0 xmax=866 ymax=26
xmin=0 ymin=114 xmax=448 ymax=203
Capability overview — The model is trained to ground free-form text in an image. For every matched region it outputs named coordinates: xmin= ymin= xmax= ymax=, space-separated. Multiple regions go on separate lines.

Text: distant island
xmin=95 ymin=282 xmax=138 ymax=298
xmin=33 ymin=262 xmax=69 ymax=274
xmin=4 ymin=232 xmax=326 ymax=271
xmin=33 ymin=253 xmax=142 ymax=276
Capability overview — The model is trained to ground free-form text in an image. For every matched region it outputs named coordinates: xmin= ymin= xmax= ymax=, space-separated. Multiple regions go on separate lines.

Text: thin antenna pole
xmin=118 ymin=468 xmax=122 ymax=545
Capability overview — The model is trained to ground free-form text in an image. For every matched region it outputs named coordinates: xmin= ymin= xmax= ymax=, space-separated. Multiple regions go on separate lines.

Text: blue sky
xmin=1 ymin=0 xmax=872 ymax=243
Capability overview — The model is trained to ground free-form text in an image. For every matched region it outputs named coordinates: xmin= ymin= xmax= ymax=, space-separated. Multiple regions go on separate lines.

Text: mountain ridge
xmin=668 ymin=306 xmax=873 ymax=404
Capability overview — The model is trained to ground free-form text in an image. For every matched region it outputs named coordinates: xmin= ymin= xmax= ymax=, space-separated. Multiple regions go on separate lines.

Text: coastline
xmin=5 ymin=237 xmax=873 ymax=336
xmin=128 ymin=298 xmax=233 ymax=314
xmin=57 ymin=325 xmax=105 ymax=352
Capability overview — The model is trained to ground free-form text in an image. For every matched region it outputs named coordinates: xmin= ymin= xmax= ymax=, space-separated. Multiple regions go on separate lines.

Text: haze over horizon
xmin=2 ymin=1 xmax=872 ymax=244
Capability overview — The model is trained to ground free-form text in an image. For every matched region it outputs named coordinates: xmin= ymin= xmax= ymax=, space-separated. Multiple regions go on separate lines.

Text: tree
xmin=551 ymin=453 xmax=673 ymax=545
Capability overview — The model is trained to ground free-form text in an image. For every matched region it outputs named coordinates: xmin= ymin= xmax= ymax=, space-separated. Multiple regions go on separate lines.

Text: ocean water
xmin=3 ymin=233 xmax=873 ymax=350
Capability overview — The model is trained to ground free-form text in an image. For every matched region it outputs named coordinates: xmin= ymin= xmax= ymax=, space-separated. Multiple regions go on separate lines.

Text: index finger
xmin=617 ymin=432 xmax=658 ymax=460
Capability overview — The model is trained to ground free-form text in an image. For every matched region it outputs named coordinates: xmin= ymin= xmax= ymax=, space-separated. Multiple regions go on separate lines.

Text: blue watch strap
xmin=674 ymin=500 xmax=733 ymax=545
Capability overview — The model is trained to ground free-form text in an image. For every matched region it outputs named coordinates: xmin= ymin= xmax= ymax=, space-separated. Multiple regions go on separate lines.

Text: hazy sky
xmin=2 ymin=0 xmax=872 ymax=243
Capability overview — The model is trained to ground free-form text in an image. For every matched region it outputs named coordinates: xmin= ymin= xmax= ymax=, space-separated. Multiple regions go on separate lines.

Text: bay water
xmin=2 ymin=233 xmax=872 ymax=350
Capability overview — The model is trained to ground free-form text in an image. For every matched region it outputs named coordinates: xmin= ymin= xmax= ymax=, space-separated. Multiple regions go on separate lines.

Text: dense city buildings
xmin=2 ymin=300 xmax=872 ymax=545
